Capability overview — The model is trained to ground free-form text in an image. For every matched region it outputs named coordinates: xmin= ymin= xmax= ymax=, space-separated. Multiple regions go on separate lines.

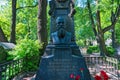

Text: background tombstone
xmin=0 ymin=42 xmax=15 ymax=63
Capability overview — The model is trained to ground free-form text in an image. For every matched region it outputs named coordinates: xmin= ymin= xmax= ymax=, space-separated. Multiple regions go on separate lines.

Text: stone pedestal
xmin=35 ymin=44 xmax=91 ymax=80
xmin=35 ymin=1 xmax=91 ymax=79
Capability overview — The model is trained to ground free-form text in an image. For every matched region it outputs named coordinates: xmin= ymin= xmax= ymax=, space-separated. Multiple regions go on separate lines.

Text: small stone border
xmin=12 ymin=72 xmax=36 ymax=80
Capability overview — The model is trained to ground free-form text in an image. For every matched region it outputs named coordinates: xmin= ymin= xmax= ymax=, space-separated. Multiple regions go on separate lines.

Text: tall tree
xmin=110 ymin=0 xmax=120 ymax=48
xmin=16 ymin=1 xmax=38 ymax=40
xmin=37 ymin=0 xmax=48 ymax=53
xmin=10 ymin=0 xmax=38 ymax=43
xmin=87 ymin=0 xmax=120 ymax=56
xmin=10 ymin=0 xmax=17 ymax=44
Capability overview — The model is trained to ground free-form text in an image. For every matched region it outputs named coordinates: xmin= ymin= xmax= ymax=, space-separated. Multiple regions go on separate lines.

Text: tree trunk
xmin=112 ymin=27 xmax=115 ymax=48
xmin=37 ymin=0 xmax=48 ymax=54
xmin=0 ymin=27 xmax=8 ymax=42
xmin=96 ymin=0 xmax=107 ymax=56
xmin=10 ymin=0 xmax=17 ymax=44
xmin=87 ymin=0 xmax=107 ymax=56
xmin=98 ymin=33 xmax=107 ymax=56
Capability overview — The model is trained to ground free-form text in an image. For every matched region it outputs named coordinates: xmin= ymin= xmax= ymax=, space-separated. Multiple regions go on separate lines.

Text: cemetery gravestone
xmin=0 ymin=42 xmax=15 ymax=63
xmin=35 ymin=0 xmax=91 ymax=80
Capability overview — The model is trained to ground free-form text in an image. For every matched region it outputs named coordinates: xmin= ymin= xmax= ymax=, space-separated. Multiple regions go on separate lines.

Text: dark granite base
xmin=35 ymin=45 xmax=91 ymax=80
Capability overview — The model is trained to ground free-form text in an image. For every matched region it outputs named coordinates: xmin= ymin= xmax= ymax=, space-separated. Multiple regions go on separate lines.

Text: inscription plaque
xmin=48 ymin=58 xmax=77 ymax=72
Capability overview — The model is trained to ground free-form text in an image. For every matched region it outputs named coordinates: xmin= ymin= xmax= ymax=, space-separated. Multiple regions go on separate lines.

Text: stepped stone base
xmin=35 ymin=44 xmax=91 ymax=80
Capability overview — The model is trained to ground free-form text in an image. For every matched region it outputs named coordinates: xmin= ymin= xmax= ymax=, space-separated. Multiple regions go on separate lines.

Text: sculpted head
xmin=56 ymin=16 xmax=65 ymax=29
xmin=56 ymin=17 xmax=66 ymax=38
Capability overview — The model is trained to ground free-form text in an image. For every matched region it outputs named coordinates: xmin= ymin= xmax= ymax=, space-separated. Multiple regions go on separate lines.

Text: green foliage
xmin=115 ymin=22 xmax=120 ymax=45
xmin=87 ymin=48 xmax=92 ymax=54
xmin=0 ymin=1 xmax=11 ymax=39
xmin=74 ymin=7 xmax=95 ymax=45
xmin=16 ymin=7 xmax=38 ymax=40
xmin=2 ymin=61 xmax=23 ymax=80
xmin=104 ymin=32 xmax=111 ymax=40
xmin=106 ymin=46 xmax=115 ymax=56
xmin=118 ymin=63 xmax=120 ymax=70
xmin=0 ymin=46 xmax=7 ymax=63
xmin=47 ymin=6 xmax=50 ymax=40
xmin=0 ymin=14 xmax=11 ymax=39
xmin=87 ymin=46 xmax=99 ymax=54
xmin=76 ymin=40 xmax=85 ymax=47
xmin=8 ymin=38 xmax=42 ymax=71
xmin=0 ymin=0 xmax=38 ymax=42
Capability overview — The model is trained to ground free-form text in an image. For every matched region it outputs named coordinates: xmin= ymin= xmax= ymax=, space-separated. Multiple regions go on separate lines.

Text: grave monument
xmin=35 ymin=0 xmax=91 ymax=80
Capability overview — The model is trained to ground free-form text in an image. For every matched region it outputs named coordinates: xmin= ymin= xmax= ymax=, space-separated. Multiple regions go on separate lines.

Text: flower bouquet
xmin=100 ymin=70 xmax=109 ymax=80
xmin=70 ymin=74 xmax=81 ymax=80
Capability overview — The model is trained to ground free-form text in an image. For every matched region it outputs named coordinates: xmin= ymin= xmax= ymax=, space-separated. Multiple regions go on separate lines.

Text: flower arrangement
xmin=70 ymin=74 xmax=74 ymax=78
xmin=70 ymin=68 xmax=84 ymax=80
xmin=94 ymin=75 xmax=102 ymax=80
xmin=70 ymin=74 xmax=81 ymax=80
xmin=100 ymin=70 xmax=109 ymax=80
xmin=94 ymin=70 xmax=109 ymax=80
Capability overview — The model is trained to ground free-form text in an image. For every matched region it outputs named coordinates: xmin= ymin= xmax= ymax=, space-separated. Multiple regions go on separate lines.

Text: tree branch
xmin=87 ymin=0 xmax=95 ymax=28
xmin=103 ymin=4 xmax=120 ymax=33
xmin=16 ymin=3 xmax=38 ymax=10
xmin=87 ymin=0 xmax=97 ymax=37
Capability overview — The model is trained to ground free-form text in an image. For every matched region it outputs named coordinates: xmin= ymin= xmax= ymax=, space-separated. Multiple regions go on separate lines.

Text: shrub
xmin=76 ymin=40 xmax=85 ymax=47
xmin=87 ymin=46 xmax=99 ymax=54
xmin=87 ymin=48 xmax=92 ymax=54
xmin=106 ymin=46 xmax=115 ymax=56
xmin=0 ymin=46 xmax=7 ymax=63
xmin=118 ymin=63 xmax=120 ymax=70
xmin=8 ymin=38 xmax=42 ymax=71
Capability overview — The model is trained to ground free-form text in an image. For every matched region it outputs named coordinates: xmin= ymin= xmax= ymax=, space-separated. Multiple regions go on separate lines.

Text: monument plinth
xmin=35 ymin=0 xmax=91 ymax=80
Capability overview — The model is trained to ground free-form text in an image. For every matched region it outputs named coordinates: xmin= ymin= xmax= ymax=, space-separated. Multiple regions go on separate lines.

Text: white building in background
xmin=105 ymin=38 xmax=112 ymax=46
xmin=92 ymin=40 xmax=97 ymax=46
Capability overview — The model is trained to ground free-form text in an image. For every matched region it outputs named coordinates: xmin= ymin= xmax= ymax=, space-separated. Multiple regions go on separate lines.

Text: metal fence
xmin=84 ymin=56 xmax=120 ymax=80
xmin=0 ymin=59 xmax=23 ymax=80
xmin=0 ymin=56 xmax=119 ymax=80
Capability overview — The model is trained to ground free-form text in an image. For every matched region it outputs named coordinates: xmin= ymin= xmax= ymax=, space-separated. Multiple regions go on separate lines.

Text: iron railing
xmin=0 ymin=59 xmax=23 ymax=80
xmin=0 ymin=56 xmax=119 ymax=80
xmin=84 ymin=56 xmax=120 ymax=80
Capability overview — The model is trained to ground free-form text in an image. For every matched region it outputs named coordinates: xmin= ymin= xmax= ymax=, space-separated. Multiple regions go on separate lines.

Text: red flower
xmin=94 ymin=75 xmax=102 ymax=80
xmin=75 ymin=75 xmax=80 ymax=80
xmin=100 ymin=70 xmax=109 ymax=80
xmin=70 ymin=74 xmax=74 ymax=78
